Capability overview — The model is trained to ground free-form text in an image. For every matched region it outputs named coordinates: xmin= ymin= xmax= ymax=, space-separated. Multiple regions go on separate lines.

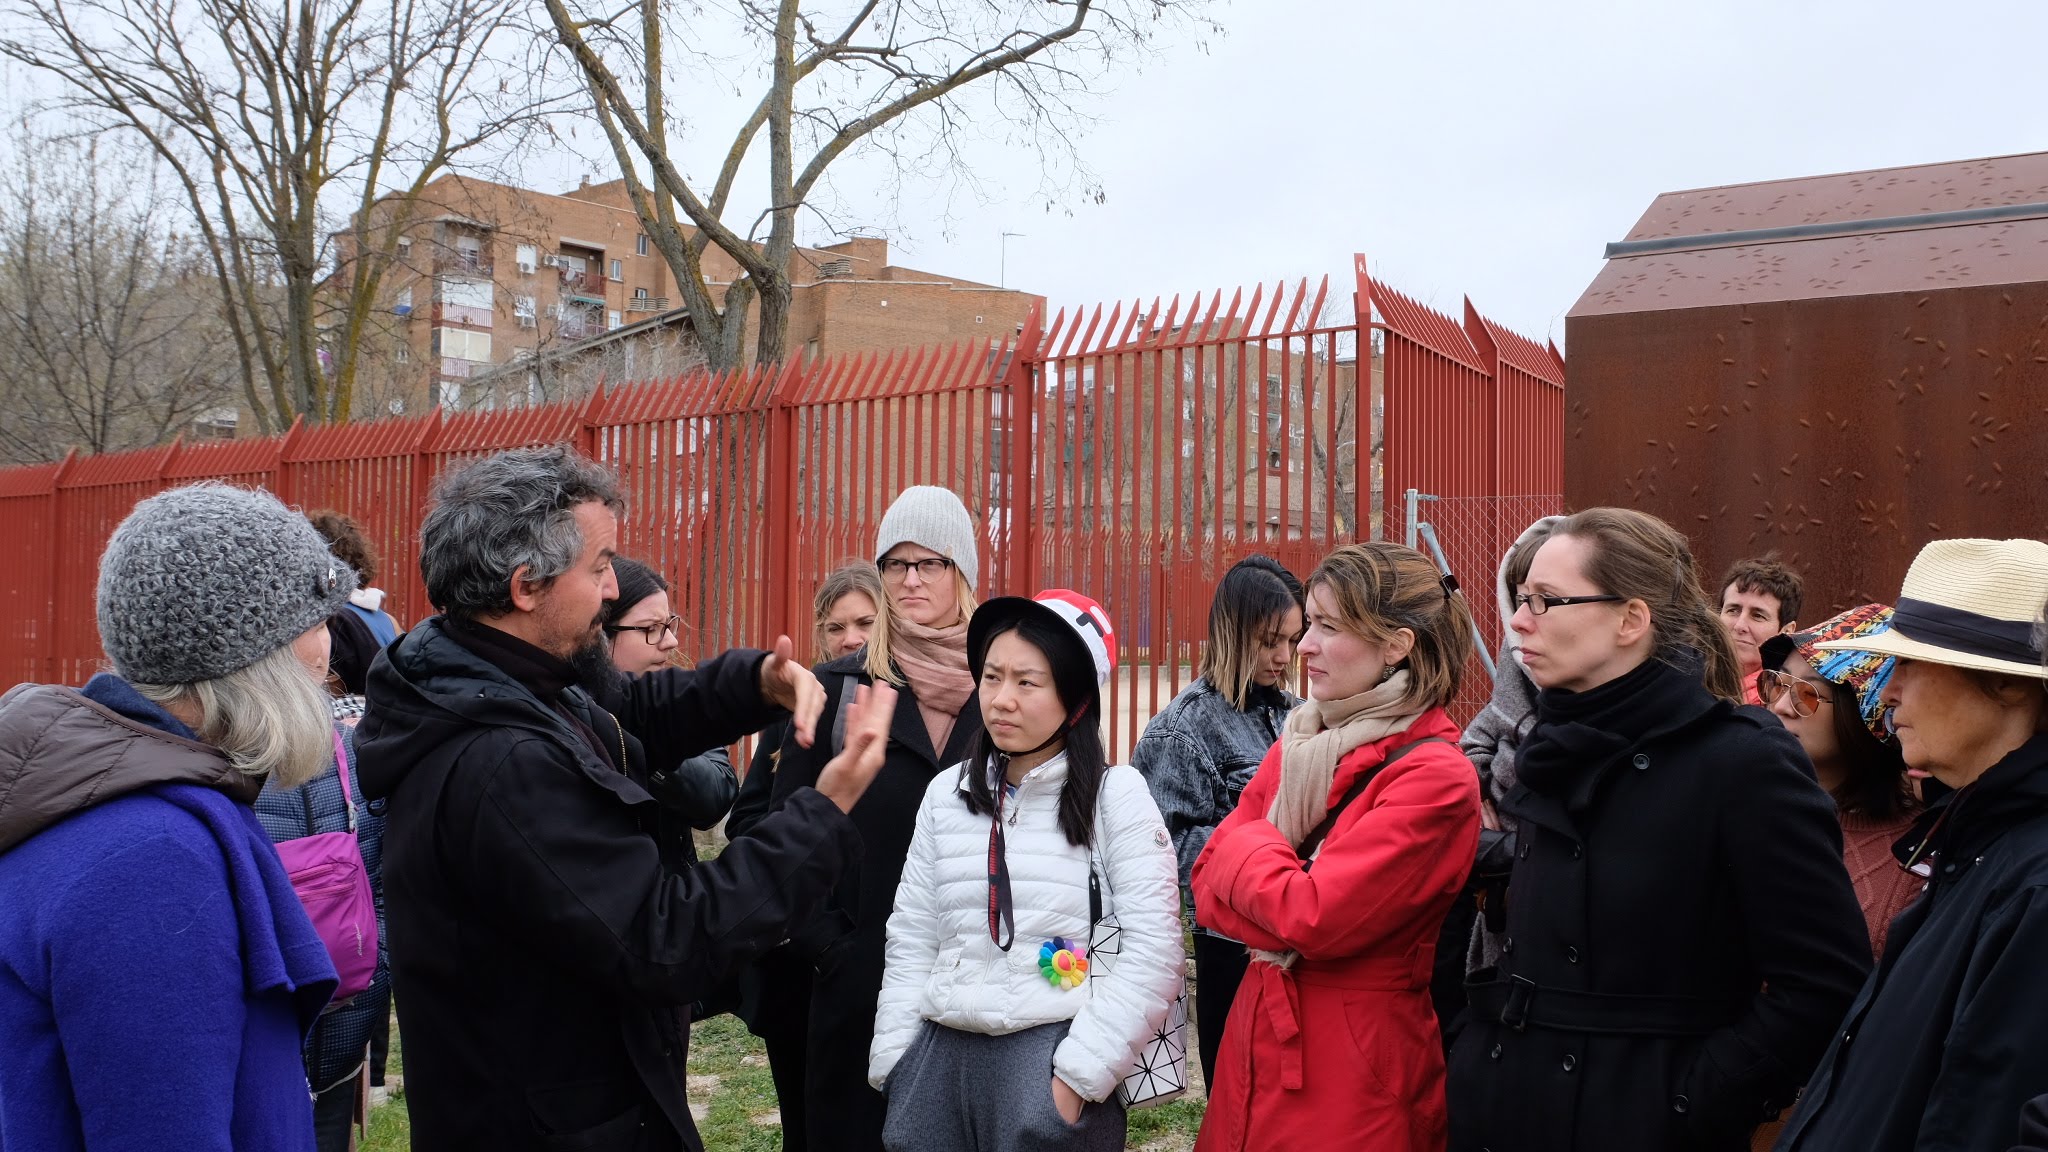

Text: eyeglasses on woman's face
xmin=878 ymin=556 xmax=955 ymax=583
xmin=1512 ymin=591 xmax=1625 ymax=616
xmin=606 ymin=615 xmax=681 ymax=644
xmin=1758 ymin=668 xmax=1832 ymax=717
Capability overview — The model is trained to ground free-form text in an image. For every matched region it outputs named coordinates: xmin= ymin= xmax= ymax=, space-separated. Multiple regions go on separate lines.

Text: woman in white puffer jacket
xmin=870 ymin=590 xmax=1184 ymax=1151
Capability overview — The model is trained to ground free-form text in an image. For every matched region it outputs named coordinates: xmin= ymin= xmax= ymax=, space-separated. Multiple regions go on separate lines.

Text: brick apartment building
xmin=345 ymin=174 xmax=1042 ymax=414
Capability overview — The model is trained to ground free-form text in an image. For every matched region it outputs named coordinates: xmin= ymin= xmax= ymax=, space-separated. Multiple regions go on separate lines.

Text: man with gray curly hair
xmin=358 ymin=444 xmax=898 ymax=1152
xmin=0 ymin=482 xmax=353 ymax=1149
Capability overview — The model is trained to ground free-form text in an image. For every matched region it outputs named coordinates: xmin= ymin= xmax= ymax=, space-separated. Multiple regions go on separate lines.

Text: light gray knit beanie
xmin=875 ymin=486 xmax=978 ymax=590
xmin=96 ymin=482 xmax=357 ymax=685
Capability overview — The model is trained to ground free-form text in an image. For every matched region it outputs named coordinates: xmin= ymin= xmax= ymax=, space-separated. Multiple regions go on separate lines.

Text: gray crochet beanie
xmin=96 ymin=482 xmax=357 ymax=685
xmin=875 ymin=486 xmax=978 ymax=590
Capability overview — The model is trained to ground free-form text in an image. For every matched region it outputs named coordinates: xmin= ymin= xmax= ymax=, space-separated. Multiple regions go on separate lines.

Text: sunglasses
xmin=606 ymin=615 xmax=681 ymax=644
xmin=1758 ymin=669 xmax=1832 ymax=717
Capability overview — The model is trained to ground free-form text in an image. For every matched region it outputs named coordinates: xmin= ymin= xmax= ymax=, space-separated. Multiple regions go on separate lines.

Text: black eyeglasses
xmin=1513 ymin=592 xmax=1626 ymax=616
xmin=878 ymin=556 xmax=955 ymax=582
xmin=606 ymin=615 xmax=680 ymax=643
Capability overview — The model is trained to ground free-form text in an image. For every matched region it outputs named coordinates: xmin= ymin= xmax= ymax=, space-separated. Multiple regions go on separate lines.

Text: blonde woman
xmin=770 ymin=487 xmax=984 ymax=1152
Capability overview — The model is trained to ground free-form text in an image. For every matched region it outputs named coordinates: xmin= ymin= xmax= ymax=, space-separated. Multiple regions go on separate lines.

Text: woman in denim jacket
xmin=1131 ymin=555 xmax=1304 ymax=1087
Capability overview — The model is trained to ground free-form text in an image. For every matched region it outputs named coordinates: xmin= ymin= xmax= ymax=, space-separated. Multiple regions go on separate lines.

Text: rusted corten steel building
xmin=1566 ymin=151 xmax=2048 ymax=618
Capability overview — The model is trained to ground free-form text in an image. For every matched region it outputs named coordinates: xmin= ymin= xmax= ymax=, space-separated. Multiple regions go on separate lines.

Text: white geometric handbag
xmin=1086 ymin=862 xmax=1191 ymax=1109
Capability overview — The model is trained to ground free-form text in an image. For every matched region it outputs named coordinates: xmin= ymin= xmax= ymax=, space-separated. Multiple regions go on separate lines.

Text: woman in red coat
xmin=1191 ymin=542 xmax=1481 ymax=1152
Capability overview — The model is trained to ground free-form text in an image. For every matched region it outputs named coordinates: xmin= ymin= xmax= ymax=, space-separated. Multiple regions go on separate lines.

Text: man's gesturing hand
xmin=816 ymin=683 xmax=898 ymax=814
xmin=759 ymin=636 xmax=825 ymax=747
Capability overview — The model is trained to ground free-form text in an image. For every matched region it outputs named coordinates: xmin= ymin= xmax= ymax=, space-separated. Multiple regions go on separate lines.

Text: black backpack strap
xmin=1296 ymin=736 xmax=1449 ymax=867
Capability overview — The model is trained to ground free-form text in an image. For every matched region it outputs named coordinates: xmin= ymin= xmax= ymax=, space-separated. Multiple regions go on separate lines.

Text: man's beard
xmin=569 ymin=632 xmax=623 ymax=700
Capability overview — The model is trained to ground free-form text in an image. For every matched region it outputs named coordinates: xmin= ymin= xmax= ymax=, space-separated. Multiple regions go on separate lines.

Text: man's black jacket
xmin=358 ymin=618 xmax=859 ymax=1152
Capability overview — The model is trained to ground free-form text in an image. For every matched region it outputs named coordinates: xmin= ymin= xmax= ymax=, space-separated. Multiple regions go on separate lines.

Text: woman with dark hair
xmin=1132 ymin=554 xmax=1304 ymax=1087
xmin=871 ymin=590 xmax=1182 ymax=1150
xmin=1759 ymin=605 xmax=1921 ymax=955
xmin=1445 ymin=508 xmax=1869 ymax=1152
xmin=1192 ymin=542 xmax=1482 ymax=1152
xmin=601 ymin=557 xmax=738 ymax=856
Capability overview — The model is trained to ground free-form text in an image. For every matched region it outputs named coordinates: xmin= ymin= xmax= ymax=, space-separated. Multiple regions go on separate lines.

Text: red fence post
xmin=40 ymin=450 xmax=76 ymax=682
xmin=763 ymin=360 xmax=804 ymax=646
xmin=1352 ymin=255 xmax=1373 ymax=540
xmin=1006 ymin=305 xmax=1045 ymax=596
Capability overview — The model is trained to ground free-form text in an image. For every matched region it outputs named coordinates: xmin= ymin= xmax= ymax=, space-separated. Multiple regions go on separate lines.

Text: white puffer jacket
xmin=868 ymin=753 xmax=1184 ymax=1102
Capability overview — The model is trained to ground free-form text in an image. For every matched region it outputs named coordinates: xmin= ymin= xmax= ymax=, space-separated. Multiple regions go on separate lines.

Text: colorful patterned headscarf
xmin=1784 ymin=604 xmax=1898 ymax=743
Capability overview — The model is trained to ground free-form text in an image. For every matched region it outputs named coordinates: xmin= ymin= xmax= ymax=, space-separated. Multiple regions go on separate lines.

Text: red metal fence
xmin=0 ymin=254 xmax=1563 ymax=750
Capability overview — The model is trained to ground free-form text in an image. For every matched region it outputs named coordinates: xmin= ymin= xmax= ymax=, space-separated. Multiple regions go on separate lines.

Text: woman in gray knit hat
xmin=767 ymin=484 xmax=987 ymax=1152
xmin=0 ymin=481 xmax=352 ymax=1150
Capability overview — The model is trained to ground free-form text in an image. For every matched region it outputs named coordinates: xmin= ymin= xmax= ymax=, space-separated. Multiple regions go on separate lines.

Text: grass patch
xmin=360 ymin=1015 xmax=408 ymax=1152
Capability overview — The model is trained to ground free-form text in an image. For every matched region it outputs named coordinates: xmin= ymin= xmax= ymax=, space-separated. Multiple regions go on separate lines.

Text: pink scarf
xmin=891 ymin=616 xmax=974 ymax=755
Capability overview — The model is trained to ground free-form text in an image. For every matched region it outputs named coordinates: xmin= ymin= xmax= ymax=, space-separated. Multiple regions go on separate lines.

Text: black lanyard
xmin=987 ymin=779 xmax=1015 ymax=951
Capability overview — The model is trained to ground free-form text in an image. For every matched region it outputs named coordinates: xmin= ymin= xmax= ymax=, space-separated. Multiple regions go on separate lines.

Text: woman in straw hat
xmin=1775 ymin=539 xmax=2048 ymax=1152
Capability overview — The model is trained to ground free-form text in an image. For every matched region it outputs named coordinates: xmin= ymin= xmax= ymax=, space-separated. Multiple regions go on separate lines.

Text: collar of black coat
xmin=1892 ymin=732 xmax=2048 ymax=876
xmin=1515 ymin=653 xmax=1722 ymax=815
xmin=354 ymin=617 xmax=648 ymax=809
xmin=443 ymin=617 xmax=581 ymax=702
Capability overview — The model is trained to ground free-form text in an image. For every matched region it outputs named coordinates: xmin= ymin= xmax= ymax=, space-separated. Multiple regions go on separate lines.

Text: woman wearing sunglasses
xmin=602 ymin=557 xmax=737 ymax=859
xmin=1758 ymin=606 xmax=1923 ymax=957
xmin=1445 ymin=508 xmax=1869 ymax=1152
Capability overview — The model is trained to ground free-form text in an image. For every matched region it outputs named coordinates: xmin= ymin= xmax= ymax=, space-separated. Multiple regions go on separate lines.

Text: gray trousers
xmin=881 ymin=1020 xmax=1127 ymax=1152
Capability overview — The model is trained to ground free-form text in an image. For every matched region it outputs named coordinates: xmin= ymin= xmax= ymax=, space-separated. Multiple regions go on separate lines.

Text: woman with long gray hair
xmin=0 ymin=482 xmax=351 ymax=1149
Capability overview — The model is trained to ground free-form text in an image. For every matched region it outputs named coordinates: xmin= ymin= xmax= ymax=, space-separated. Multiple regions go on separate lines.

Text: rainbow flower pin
xmin=1038 ymin=937 xmax=1089 ymax=990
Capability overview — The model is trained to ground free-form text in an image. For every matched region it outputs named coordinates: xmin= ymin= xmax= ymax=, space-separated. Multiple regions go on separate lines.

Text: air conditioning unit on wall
xmin=541 ymin=254 xmax=560 ymax=268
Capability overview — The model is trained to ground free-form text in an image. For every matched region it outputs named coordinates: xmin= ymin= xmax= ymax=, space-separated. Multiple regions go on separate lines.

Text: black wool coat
xmin=1447 ymin=660 xmax=1870 ymax=1152
xmin=357 ymin=619 xmax=860 ymax=1152
xmin=766 ymin=652 xmax=982 ymax=1152
xmin=1776 ymin=734 xmax=2048 ymax=1152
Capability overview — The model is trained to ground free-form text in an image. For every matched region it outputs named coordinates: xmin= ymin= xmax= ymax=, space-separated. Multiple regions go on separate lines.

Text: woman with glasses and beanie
xmin=871 ymin=590 xmax=1182 ymax=1150
xmin=771 ymin=486 xmax=986 ymax=1152
xmin=1191 ymin=542 xmax=1482 ymax=1152
xmin=1775 ymin=540 xmax=2048 ymax=1152
xmin=1132 ymin=554 xmax=1304 ymax=1089
xmin=602 ymin=557 xmax=738 ymax=860
xmin=1445 ymin=508 xmax=1869 ymax=1152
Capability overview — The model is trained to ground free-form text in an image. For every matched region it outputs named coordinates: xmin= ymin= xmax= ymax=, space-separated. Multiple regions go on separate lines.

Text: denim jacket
xmin=1131 ymin=676 xmax=1298 ymax=922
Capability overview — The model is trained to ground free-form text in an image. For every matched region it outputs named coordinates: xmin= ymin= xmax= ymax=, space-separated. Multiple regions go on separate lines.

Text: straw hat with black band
xmin=1815 ymin=539 xmax=2048 ymax=679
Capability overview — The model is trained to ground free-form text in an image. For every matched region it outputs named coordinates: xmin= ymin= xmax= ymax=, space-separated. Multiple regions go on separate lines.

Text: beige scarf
xmin=891 ymin=615 xmax=974 ymax=755
xmin=1253 ymin=669 xmax=1421 ymax=970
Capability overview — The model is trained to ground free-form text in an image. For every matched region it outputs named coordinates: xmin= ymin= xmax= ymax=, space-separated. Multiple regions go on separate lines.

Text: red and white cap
xmin=968 ymin=588 xmax=1118 ymax=688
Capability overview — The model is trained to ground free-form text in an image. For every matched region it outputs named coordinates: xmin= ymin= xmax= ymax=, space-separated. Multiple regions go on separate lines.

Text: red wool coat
xmin=1190 ymin=708 xmax=1478 ymax=1152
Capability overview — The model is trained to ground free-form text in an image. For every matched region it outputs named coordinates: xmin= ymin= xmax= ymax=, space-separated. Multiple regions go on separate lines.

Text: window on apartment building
xmin=394 ymin=285 xmax=413 ymax=314
xmin=396 ymin=236 xmax=412 ymax=261
xmin=515 ymin=295 xmax=537 ymax=327
xmin=395 ymin=341 xmax=410 ymax=364
xmin=439 ymin=278 xmax=493 ymax=310
xmin=455 ymin=235 xmax=483 ymax=270
xmin=609 ymin=259 xmax=623 ymax=281
xmin=516 ymin=244 xmax=539 ymax=274
xmin=636 ymin=233 xmax=648 ymax=256
xmin=609 ymin=310 xmax=621 ymax=330
xmin=431 ymin=327 xmax=492 ymax=362
xmin=634 ymin=287 xmax=648 ymax=299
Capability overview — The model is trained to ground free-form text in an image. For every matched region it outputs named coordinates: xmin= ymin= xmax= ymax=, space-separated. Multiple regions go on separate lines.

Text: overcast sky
xmin=597 ymin=0 xmax=2048 ymax=349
